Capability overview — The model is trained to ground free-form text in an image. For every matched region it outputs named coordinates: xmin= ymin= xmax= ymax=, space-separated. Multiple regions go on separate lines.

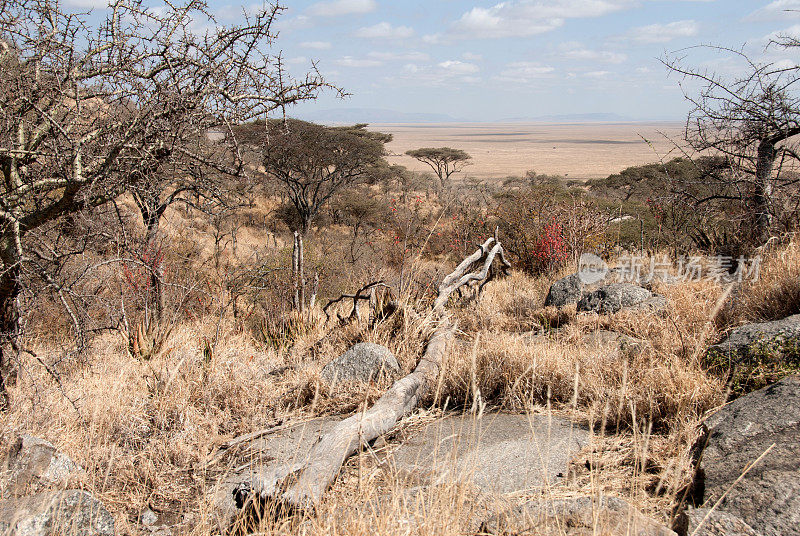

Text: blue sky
xmin=69 ymin=1 xmax=800 ymax=121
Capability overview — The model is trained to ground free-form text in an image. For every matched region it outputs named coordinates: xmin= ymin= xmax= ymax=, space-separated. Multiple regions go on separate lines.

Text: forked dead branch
xmin=232 ymin=237 xmax=511 ymax=515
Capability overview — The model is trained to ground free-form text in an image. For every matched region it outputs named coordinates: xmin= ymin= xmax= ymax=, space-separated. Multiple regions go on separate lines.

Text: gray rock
xmin=484 ymin=495 xmax=676 ymax=536
xmin=707 ymin=314 xmax=800 ymax=366
xmin=577 ymin=283 xmax=657 ymax=314
xmin=321 ymin=343 xmax=400 ymax=386
xmin=382 ymin=413 xmax=589 ymax=495
xmin=1 ymin=435 xmax=80 ymax=496
xmin=0 ymin=490 xmax=114 ymax=535
xmin=544 ymin=273 xmax=584 ymax=307
xmin=683 ymin=508 xmax=761 ymax=536
xmin=140 ymin=507 xmax=158 ymax=526
xmin=697 ymin=374 xmax=800 ymax=536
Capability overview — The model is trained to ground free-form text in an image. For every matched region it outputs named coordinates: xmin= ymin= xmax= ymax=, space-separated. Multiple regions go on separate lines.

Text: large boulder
xmin=696 ymin=374 xmax=800 ymax=535
xmin=381 ymin=413 xmax=589 ymax=495
xmin=577 ymin=283 xmax=663 ymax=315
xmin=708 ymin=314 xmax=800 ymax=365
xmin=484 ymin=495 xmax=676 ymax=536
xmin=0 ymin=490 xmax=114 ymax=535
xmin=1 ymin=434 xmax=80 ymax=496
xmin=320 ymin=342 xmax=400 ymax=386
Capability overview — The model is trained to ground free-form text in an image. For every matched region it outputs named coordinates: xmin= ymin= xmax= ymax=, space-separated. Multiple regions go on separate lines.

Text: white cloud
xmin=462 ymin=52 xmax=484 ymax=61
xmin=300 ymin=41 xmax=332 ymax=50
xmin=559 ymin=42 xmax=626 ymax=63
xmin=497 ymin=61 xmax=556 ymax=82
xmin=355 ymin=22 xmax=415 ymax=39
xmin=422 ymin=33 xmax=447 ymax=45
xmin=584 ymin=70 xmax=611 ymax=78
xmin=438 ymin=60 xmax=480 ymax=74
xmin=629 ymin=20 xmax=699 ymax=43
xmin=748 ymin=0 xmax=800 ymax=21
xmin=452 ymin=0 xmax=634 ymax=39
xmin=368 ymin=51 xmax=430 ymax=62
xmin=307 ymin=0 xmax=377 ymax=17
xmin=335 ymin=56 xmax=383 ymax=67
xmin=286 ymin=56 xmax=309 ymax=65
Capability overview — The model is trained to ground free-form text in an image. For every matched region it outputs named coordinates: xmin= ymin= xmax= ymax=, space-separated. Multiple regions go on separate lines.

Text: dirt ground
xmin=372 ymin=122 xmax=686 ymax=181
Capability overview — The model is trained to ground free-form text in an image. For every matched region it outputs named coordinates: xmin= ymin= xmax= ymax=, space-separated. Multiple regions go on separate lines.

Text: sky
xmin=66 ymin=0 xmax=800 ymax=121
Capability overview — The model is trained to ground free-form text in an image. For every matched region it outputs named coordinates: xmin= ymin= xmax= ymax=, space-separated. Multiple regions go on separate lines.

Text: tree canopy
xmin=405 ymin=147 xmax=471 ymax=190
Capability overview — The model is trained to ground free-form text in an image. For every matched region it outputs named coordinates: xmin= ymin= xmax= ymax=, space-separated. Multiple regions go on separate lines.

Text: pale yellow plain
xmin=372 ymin=121 xmax=686 ymax=181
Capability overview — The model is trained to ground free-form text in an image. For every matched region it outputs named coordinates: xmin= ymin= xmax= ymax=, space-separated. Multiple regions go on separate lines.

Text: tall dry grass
xmin=1 ymin=246 xmax=747 ymax=535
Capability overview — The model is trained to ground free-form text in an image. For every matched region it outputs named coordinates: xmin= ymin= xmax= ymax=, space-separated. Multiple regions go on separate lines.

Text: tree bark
xmin=752 ymin=139 xmax=776 ymax=242
xmin=0 ymin=234 xmax=22 ymax=411
xmin=143 ymin=213 xmax=165 ymax=322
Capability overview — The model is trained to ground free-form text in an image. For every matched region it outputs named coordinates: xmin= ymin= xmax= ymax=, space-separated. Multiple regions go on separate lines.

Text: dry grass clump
xmin=438 ymin=272 xmax=725 ymax=432
xmin=716 ymin=234 xmax=800 ymax=327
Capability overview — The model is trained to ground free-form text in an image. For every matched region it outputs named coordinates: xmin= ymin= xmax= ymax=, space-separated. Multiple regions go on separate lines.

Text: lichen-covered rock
xmin=0 ymin=490 xmax=114 ymax=535
xmin=484 ymin=495 xmax=676 ymax=535
xmin=707 ymin=315 xmax=800 ymax=392
xmin=321 ymin=343 xmax=400 ymax=386
xmin=708 ymin=314 xmax=800 ymax=364
xmin=577 ymin=283 xmax=658 ymax=314
xmin=1 ymin=434 xmax=80 ymax=496
xmin=697 ymin=375 xmax=800 ymax=535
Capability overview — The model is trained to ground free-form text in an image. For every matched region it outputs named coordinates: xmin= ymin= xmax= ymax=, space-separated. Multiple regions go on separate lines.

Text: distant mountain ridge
xmin=294 ymin=108 xmax=651 ymax=124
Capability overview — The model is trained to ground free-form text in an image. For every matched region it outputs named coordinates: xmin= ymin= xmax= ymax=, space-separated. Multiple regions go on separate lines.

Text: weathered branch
xmin=233 ymin=239 xmax=510 ymax=513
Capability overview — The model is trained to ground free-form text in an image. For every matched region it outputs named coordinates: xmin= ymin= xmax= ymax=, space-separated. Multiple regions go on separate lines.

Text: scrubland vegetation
xmin=2 ymin=1 xmax=800 ymax=535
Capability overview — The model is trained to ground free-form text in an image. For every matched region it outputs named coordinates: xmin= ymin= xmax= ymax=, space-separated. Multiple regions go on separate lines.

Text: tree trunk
xmin=143 ymin=214 xmax=165 ymax=322
xmin=292 ymin=231 xmax=300 ymax=311
xmin=752 ymin=139 xmax=776 ymax=242
xmin=0 ymin=235 xmax=22 ymax=411
xmin=298 ymin=233 xmax=305 ymax=315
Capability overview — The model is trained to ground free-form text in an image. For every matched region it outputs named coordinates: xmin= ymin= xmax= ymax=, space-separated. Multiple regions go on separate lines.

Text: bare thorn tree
xmin=663 ymin=45 xmax=800 ymax=243
xmin=0 ymin=0 xmax=337 ymax=409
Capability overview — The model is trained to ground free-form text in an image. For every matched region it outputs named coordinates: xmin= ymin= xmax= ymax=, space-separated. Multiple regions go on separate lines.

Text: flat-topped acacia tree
xmin=405 ymin=147 xmax=472 ymax=192
xmin=0 ymin=0 xmax=333 ymax=409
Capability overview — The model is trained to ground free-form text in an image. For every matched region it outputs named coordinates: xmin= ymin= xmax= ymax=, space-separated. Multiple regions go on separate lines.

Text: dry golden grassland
xmin=11 ymin=234 xmax=799 ymax=534
xmin=375 ymin=122 xmax=685 ymax=181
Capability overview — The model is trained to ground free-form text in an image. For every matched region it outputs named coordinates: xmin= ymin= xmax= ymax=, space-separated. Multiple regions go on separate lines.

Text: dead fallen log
xmin=233 ymin=238 xmax=510 ymax=512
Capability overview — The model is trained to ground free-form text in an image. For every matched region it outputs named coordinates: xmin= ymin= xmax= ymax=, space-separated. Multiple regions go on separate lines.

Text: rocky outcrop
xmin=0 ymin=490 xmax=114 ymax=536
xmin=1 ymin=434 xmax=80 ymax=496
xmin=382 ymin=413 xmax=589 ymax=495
xmin=544 ymin=265 xmax=674 ymax=308
xmin=320 ymin=342 xmax=400 ymax=386
xmin=695 ymin=374 xmax=800 ymax=535
xmin=484 ymin=495 xmax=676 ymax=536
xmin=708 ymin=314 xmax=800 ymax=364
xmin=577 ymin=283 xmax=666 ymax=315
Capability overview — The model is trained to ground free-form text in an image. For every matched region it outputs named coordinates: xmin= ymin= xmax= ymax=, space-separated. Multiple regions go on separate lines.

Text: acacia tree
xmin=405 ymin=147 xmax=471 ymax=192
xmin=0 ymin=0 xmax=332 ymax=409
xmin=664 ymin=46 xmax=800 ymax=243
xmin=239 ymin=119 xmax=390 ymax=312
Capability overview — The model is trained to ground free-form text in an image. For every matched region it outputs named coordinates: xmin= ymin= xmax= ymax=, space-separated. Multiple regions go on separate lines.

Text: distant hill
xmin=294 ymin=108 xmax=461 ymax=124
xmin=501 ymin=113 xmax=634 ymax=123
